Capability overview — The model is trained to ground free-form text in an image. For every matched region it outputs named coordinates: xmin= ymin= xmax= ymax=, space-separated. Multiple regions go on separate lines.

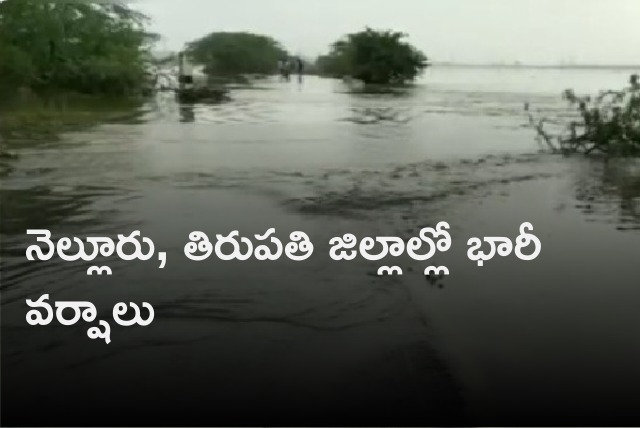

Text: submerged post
xmin=178 ymin=51 xmax=194 ymax=92
xmin=176 ymin=50 xmax=230 ymax=103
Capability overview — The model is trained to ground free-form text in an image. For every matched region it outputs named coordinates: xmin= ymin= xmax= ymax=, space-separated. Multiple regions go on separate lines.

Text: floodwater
xmin=2 ymin=66 xmax=640 ymax=426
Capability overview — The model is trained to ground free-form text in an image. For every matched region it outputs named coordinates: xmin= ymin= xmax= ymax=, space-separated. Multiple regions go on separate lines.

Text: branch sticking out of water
xmin=526 ymin=74 xmax=640 ymax=156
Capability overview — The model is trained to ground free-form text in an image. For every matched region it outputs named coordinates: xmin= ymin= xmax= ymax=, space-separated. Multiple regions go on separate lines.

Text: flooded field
xmin=2 ymin=66 xmax=640 ymax=425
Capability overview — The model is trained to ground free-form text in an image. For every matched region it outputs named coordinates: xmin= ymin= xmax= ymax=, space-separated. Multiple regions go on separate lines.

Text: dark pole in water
xmin=177 ymin=51 xmax=196 ymax=102
xmin=298 ymin=58 xmax=304 ymax=84
xmin=178 ymin=52 xmax=194 ymax=92
xmin=176 ymin=51 xmax=229 ymax=103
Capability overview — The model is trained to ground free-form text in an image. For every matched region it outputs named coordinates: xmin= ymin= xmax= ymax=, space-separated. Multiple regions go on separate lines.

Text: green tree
xmin=0 ymin=0 xmax=157 ymax=95
xmin=317 ymin=28 xmax=429 ymax=85
xmin=186 ymin=32 xmax=287 ymax=76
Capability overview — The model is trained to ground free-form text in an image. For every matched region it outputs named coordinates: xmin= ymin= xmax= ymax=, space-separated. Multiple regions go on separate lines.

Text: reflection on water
xmin=2 ymin=69 xmax=640 ymax=425
xmin=179 ymin=103 xmax=196 ymax=123
xmin=280 ymin=152 xmax=556 ymax=220
xmin=342 ymin=106 xmax=414 ymax=125
xmin=574 ymin=158 xmax=640 ymax=229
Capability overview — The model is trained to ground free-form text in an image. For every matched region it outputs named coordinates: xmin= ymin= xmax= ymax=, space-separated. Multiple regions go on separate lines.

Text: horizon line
xmin=429 ymin=61 xmax=640 ymax=69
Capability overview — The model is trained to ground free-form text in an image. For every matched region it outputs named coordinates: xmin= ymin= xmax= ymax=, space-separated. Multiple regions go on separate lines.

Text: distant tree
xmin=186 ymin=32 xmax=287 ymax=76
xmin=0 ymin=0 xmax=157 ymax=95
xmin=316 ymin=28 xmax=429 ymax=85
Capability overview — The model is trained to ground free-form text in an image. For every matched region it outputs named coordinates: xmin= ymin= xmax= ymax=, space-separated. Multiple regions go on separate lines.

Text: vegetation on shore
xmin=0 ymin=0 xmax=157 ymax=96
xmin=527 ymin=74 xmax=640 ymax=156
xmin=315 ymin=28 xmax=429 ymax=85
xmin=0 ymin=0 xmax=156 ymax=142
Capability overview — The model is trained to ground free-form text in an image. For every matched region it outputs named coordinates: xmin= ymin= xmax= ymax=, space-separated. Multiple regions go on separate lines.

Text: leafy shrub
xmin=527 ymin=74 xmax=640 ymax=156
xmin=316 ymin=28 xmax=428 ymax=85
xmin=186 ymin=32 xmax=287 ymax=76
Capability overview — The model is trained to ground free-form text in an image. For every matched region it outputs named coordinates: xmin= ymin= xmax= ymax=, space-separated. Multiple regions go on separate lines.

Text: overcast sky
xmin=135 ymin=0 xmax=640 ymax=65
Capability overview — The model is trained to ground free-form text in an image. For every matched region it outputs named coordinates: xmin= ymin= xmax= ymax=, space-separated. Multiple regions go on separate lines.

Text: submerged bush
xmin=527 ymin=74 xmax=640 ymax=156
xmin=186 ymin=32 xmax=287 ymax=76
xmin=316 ymin=28 xmax=428 ymax=85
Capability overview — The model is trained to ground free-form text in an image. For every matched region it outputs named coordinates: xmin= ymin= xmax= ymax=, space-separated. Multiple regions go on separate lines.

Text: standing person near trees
xmin=277 ymin=58 xmax=285 ymax=81
xmin=278 ymin=57 xmax=291 ymax=82
xmin=295 ymin=57 xmax=304 ymax=83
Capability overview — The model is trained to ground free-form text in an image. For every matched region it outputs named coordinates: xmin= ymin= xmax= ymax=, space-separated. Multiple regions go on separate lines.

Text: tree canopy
xmin=0 ymin=0 xmax=157 ymax=96
xmin=316 ymin=28 xmax=429 ymax=85
xmin=186 ymin=32 xmax=287 ymax=76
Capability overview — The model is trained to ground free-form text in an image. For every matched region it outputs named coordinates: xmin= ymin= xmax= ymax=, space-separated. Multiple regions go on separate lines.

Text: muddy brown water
xmin=2 ymin=67 xmax=640 ymax=425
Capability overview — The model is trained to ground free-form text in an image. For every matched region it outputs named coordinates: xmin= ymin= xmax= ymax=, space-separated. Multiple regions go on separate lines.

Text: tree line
xmin=185 ymin=28 xmax=429 ymax=85
xmin=0 ymin=0 xmax=431 ymax=98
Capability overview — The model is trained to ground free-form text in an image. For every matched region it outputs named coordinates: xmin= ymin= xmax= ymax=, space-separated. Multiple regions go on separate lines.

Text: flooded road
xmin=2 ymin=67 xmax=640 ymax=425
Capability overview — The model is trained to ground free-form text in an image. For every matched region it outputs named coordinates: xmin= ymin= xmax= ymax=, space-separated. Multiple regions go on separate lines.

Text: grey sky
xmin=136 ymin=0 xmax=640 ymax=65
